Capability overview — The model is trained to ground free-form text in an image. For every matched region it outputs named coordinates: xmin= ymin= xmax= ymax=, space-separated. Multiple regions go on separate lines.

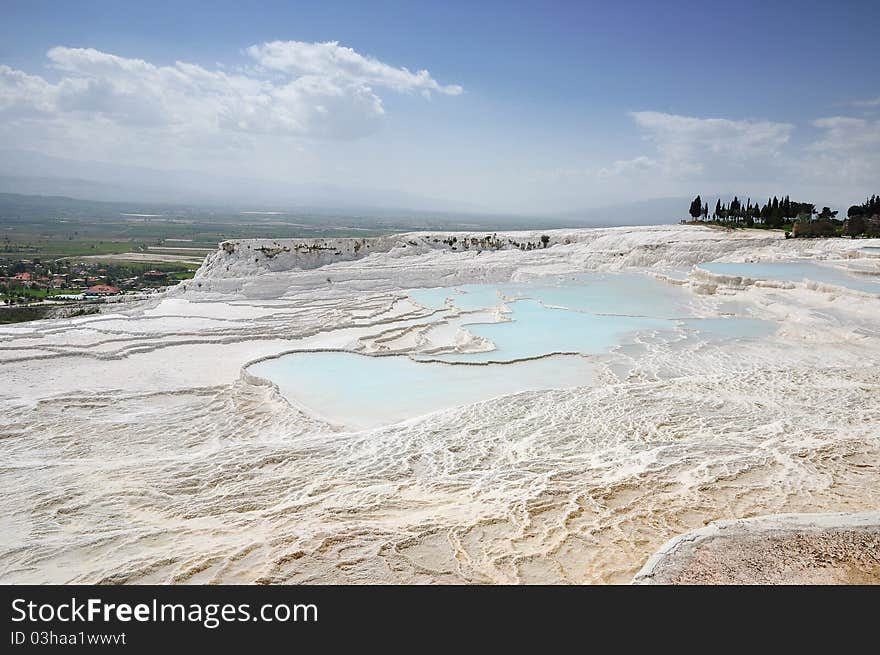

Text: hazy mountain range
xmin=0 ymin=149 xmax=691 ymax=228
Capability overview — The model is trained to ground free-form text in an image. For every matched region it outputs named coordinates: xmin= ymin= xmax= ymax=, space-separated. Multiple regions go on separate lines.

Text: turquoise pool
xmin=252 ymin=273 xmax=775 ymax=428
xmin=700 ymin=261 xmax=880 ymax=294
xmin=250 ymin=352 xmax=596 ymax=430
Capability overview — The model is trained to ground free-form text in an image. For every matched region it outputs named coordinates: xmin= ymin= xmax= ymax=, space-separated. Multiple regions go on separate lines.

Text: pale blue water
xmin=409 ymin=274 xmax=692 ymax=316
xmin=410 ymin=274 xmax=771 ymax=362
xmin=424 ymin=299 xmax=669 ymax=362
xmin=408 ymin=284 xmax=505 ymax=311
xmin=253 ymin=273 xmax=777 ymax=428
xmin=250 ymin=352 xmax=596 ymax=430
xmin=701 ymin=261 xmax=880 ymax=294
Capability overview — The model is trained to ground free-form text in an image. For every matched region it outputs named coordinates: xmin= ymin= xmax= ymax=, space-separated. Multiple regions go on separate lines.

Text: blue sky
xmin=1 ymin=0 xmax=878 ymax=213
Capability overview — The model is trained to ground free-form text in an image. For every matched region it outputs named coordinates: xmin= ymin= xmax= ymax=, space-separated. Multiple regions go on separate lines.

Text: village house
xmin=143 ymin=270 xmax=168 ymax=282
xmin=84 ymin=284 xmax=122 ymax=297
xmin=11 ymin=272 xmax=33 ymax=287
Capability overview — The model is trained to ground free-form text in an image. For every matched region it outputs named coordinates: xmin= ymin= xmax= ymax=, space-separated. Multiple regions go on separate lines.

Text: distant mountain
xmin=0 ymin=149 xmax=482 ymax=214
xmin=0 ymin=191 xmax=552 ymax=234
xmin=0 ymin=150 xmax=693 ymax=228
xmin=561 ymin=196 xmax=690 ymax=226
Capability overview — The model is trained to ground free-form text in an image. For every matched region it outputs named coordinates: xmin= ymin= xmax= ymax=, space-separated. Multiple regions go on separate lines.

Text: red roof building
xmin=84 ymin=285 xmax=121 ymax=296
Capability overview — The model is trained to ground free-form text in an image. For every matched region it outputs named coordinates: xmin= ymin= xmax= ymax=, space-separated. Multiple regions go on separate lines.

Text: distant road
xmin=66 ymin=252 xmax=206 ymax=264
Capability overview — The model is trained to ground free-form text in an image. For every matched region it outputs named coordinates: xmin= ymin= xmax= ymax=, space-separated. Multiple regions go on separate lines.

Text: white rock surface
xmin=1 ymin=225 xmax=878 ymax=584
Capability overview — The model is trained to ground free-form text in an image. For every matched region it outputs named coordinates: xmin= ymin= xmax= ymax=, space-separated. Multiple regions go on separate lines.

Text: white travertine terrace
xmin=1 ymin=225 xmax=878 ymax=584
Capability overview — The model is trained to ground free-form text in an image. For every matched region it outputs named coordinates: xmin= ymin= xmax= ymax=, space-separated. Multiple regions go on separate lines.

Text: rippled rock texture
xmin=1 ymin=225 xmax=879 ymax=584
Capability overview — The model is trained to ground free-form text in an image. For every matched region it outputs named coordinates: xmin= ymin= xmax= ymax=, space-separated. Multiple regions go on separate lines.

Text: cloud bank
xmin=246 ymin=41 xmax=463 ymax=97
xmin=612 ymin=111 xmax=794 ymax=178
xmin=0 ymin=40 xmax=877 ymax=213
xmin=851 ymin=96 xmax=880 ymax=108
xmin=0 ymin=41 xmax=461 ymax=141
xmin=583 ymin=110 xmax=879 ymax=206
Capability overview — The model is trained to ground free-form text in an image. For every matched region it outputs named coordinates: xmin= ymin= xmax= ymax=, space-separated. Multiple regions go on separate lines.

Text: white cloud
xmin=627 ymin=111 xmax=793 ymax=177
xmin=801 ymin=117 xmax=880 ymax=186
xmin=245 ymin=41 xmax=462 ymax=96
xmin=595 ymin=111 xmax=877 ymax=206
xmin=850 ymin=96 xmax=880 ymax=108
xmin=810 ymin=116 xmax=880 ymax=152
xmin=531 ymin=112 xmax=805 ymax=206
xmin=0 ymin=65 xmax=56 ymax=116
xmin=0 ymin=43 xmax=460 ymax=142
xmin=528 ymin=113 xmax=798 ymax=205
xmin=565 ymin=112 xmax=799 ymax=206
xmin=596 ymin=155 xmax=661 ymax=178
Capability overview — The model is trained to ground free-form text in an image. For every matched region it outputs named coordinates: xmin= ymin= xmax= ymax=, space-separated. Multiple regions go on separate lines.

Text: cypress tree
xmin=730 ymin=196 xmax=741 ymax=221
xmin=689 ymin=195 xmax=703 ymax=219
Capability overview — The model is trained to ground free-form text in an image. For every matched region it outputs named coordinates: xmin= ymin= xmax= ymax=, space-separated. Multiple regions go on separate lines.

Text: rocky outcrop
xmin=791 ymin=218 xmax=836 ymax=238
xmin=633 ymin=512 xmax=880 ymax=584
xmin=843 ymin=215 xmax=880 ymax=238
xmin=209 ymin=232 xmax=561 ymax=275
xmin=169 ymin=225 xmax=880 ymax=301
xmin=843 ymin=215 xmax=866 ymax=237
